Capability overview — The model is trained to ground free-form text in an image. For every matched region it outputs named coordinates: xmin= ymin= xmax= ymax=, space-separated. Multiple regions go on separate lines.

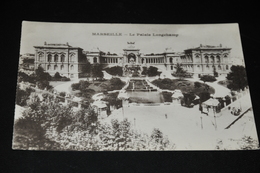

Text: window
xmin=218 ymin=65 xmax=221 ymax=70
xmin=171 ymin=65 xmax=173 ymax=70
xmin=54 ymin=65 xmax=58 ymax=70
xmin=216 ymin=56 xmax=220 ymax=63
xmin=61 ymin=65 xmax=64 ymax=70
xmin=70 ymin=53 xmax=76 ymax=62
xmin=54 ymin=54 xmax=58 ymax=62
xmin=61 ymin=54 xmax=65 ymax=62
xmin=204 ymin=56 xmax=209 ymax=63
xmin=226 ymin=65 xmax=229 ymax=70
xmin=47 ymin=54 xmax=52 ymax=62
xmin=169 ymin=57 xmax=173 ymax=63
xmin=47 ymin=65 xmax=51 ymax=70
xmin=38 ymin=52 xmax=44 ymax=62
xmin=70 ymin=65 xmax=74 ymax=70
xmin=93 ymin=57 xmax=97 ymax=63
xmin=210 ymin=56 xmax=214 ymax=63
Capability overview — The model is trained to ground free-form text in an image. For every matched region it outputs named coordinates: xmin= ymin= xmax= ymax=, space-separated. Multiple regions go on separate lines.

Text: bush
xmin=194 ymin=81 xmax=202 ymax=88
xmin=54 ymin=72 xmax=62 ymax=79
xmin=162 ymin=92 xmax=172 ymax=102
xmin=105 ymin=66 xmax=123 ymax=76
xmin=71 ymin=83 xmax=80 ymax=90
xmin=200 ymin=75 xmax=216 ymax=82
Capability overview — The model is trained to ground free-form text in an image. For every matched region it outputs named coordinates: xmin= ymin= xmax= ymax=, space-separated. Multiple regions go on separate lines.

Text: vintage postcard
xmin=13 ymin=22 xmax=259 ymax=150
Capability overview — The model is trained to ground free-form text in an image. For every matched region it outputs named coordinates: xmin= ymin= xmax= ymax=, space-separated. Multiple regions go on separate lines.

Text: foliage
xmin=91 ymin=64 xmax=104 ymax=79
xmin=36 ymin=80 xmax=52 ymax=90
xmin=194 ymin=81 xmax=202 ymax=88
xmin=105 ymin=66 xmax=123 ymax=76
xmin=181 ymin=92 xmax=196 ymax=107
xmin=213 ymin=66 xmax=218 ymax=77
xmin=35 ymin=66 xmax=52 ymax=81
xmin=54 ymin=72 xmax=62 ymax=79
xmin=16 ymin=86 xmax=35 ymax=106
xmin=147 ymin=66 xmax=159 ymax=77
xmin=108 ymin=78 xmax=125 ymax=90
xmin=18 ymin=71 xmax=35 ymax=83
xmin=226 ymin=65 xmax=248 ymax=91
xmin=102 ymin=92 xmax=121 ymax=109
xmin=198 ymin=91 xmax=211 ymax=103
xmin=162 ymin=92 xmax=172 ymax=102
xmin=238 ymin=136 xmax=259 ymax=150
xmin=200 ymin=75 xmax=216 ymax=83
xmin=173 ymin=63 xmax=188 ymax=80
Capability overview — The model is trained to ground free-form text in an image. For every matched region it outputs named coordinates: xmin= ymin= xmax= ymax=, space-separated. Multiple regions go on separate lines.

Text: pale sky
xmin=20 ymin=21 xmax=244 ymax=59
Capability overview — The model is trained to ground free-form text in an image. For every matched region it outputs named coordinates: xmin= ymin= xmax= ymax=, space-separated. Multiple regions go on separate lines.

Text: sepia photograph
xmin=12 ymin=22 xmax=259 ymax=151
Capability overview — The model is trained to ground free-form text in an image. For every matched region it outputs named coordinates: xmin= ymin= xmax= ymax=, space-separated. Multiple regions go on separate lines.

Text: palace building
xmin=34 ymin=42 xmax=232 ymax=79
xmin=34 ymin=42 xmax=87 ymax=79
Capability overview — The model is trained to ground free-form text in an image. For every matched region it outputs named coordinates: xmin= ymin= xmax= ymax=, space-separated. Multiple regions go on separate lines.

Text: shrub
xmin=54 ymin=72 xmax=62 ymax=79
xmin=194 ymin=81 xmax=202 ymax=88
xmin=200 ymin=75 xmax=216 ymax=82
xmin=71 ymin=83 xmax=80 ymax=90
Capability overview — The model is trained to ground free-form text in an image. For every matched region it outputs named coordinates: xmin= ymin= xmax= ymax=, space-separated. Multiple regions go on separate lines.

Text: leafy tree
xmin=213 ymin=66 xmax=218 ymax=77
xmin=200 ymin=75 xmax=216 ymax=83
xmin=147 ymin=66 xmax=159 ymax=77
xmin=226 ymin=65 xmax=248 ymax=91
xmin=174 ymin=63 xmax=188 ymax=80
xmin=54 ymin=72 xmax=62 ymax=79
xmin=105 ymin=66 xmax=123 ymax=76
xmin=91 ymin=64 xmax=104 ymax=80
xmin=182 ymin=92 xmax=196 ymax=107
xmin=82 ymin=61 xmax=92 ymax=74
xmin=16 ymin=86 xmax=35 ymax=106
xmin=35 ymin=66 xmax=52 ymax=81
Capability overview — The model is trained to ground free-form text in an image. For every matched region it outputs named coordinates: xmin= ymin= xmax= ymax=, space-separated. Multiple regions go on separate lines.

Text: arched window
xmin=70 ymin=53 xmax=76 ymax=62
xmin=61 ymin=65 xmax=64 ymax=70
xmin=226 ymin=65 xmax=229 ymax=70
xmin=70 ymin=74 xmax=74 ymax=78
xmin=210 ymin=56 xmax=214 ymax=63
xmin=93 ymin=57 xmax=97 ymax=63
xmin=54 ymin=65 xmax=58 ymax=70
xmin=142 ymin=58 xmax=144 ymax=64
xmin=169 ymin=57 xmax=173 ymax=63
xmin=70 ymin=65 xmax=74 ymax=70
xmin=216 ymin=56 xmax=220 ymax=63
xmin=54 ymin=54 xmax=58 ymax=62
xmin=47 ymin=54 xmax=52 ymax=62
xmin=38 ymin=52 xmax=44 ymax=62
xmin=204 ymin=56 xmax=209 ymax=63
xmin=218 ymin=65 xmax=221 ymax=70
xmin=171 ymin=65 xmax=173 ymax=70
xmin=61 ymin=54 xmax=65 ymax=62
xmin=206 ymin=65 xmax=209 ymax=69
xmin=47 ymin=65 xmax=51 ymax=70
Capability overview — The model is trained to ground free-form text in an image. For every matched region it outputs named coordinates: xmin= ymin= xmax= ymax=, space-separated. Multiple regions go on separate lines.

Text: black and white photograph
xmin=12 ymin=21 xmax=259 ymax=151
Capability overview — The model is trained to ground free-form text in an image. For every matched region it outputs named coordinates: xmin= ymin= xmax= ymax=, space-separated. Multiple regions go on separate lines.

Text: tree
xmin=174 ymin=63 xmax=188 ymax=80
xmin=82 ymin=61 xmax=92 ymax=74
xmin=105 ymin=66 xmax=123 ymax=76
xmin=54 ymin=72 xmax=62 ymax=79
xmin=200 ymin=75 xmax=216 ymax=83
xmin=147 ymin=66 xmax=158 ymax=77
xmin=226 ymin=65 xmax=248 ymax=91
xmin=91 ymin=64 xmax=104 ymax=80
xmin=213 ymin=66 xmax=218 ymax=77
